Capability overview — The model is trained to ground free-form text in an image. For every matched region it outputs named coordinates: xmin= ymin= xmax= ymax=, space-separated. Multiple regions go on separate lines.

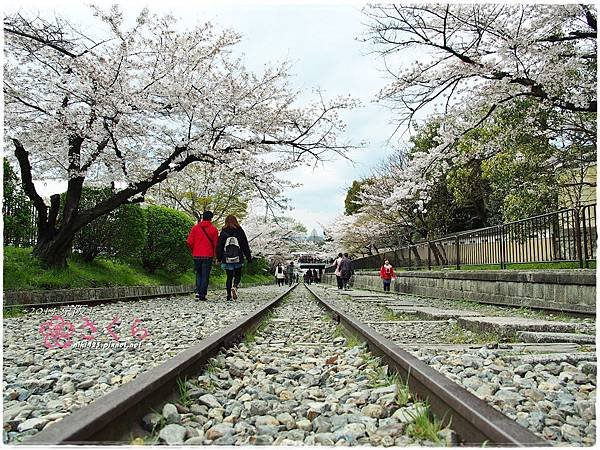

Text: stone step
xmin=366 ymin=320 xmax=448 ymax=325
xmin=416 ymin=307 xmax=485 ymax=320
xmin=402 ymin=342 xmax=589 ymax=354
xmin=457 ymin=316 xmax=585 ymax=337
xmin=517 ymin=331 xmax=596 ymax=344
xmin=387 ymin=307 xmax=420 ymax=315
xmin=504 ymin=352 xmax=597 ymax=365
xmin=340 ymin=292 xmax=389 ymax=298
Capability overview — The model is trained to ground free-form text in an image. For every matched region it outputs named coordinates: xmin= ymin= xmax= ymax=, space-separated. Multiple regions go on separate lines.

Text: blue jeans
xmin=194 ymin=257 xmax=213 ymax=299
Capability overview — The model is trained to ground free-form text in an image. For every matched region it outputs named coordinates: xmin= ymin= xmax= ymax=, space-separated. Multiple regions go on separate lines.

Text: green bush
xmin=244 ymin=256 xmax=270 ymax=276
xmin=3 ymin=159 xmax=36 ymax=247
xmin=142 ymin=205 xmax=195 ymax=274
xmin=73 ymin=187 xmax=147 ymax=263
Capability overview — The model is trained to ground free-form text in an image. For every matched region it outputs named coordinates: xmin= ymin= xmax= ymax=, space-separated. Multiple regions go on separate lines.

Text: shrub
xmin=3 ymin=159 xmax=36 ymax=247
xmin=73 ymin=187 xmax=147 ymax=263
xmin=244 ymin=256 xmax=269 ymax=276
xmin=142 ymin=205 xmax=195 ymax=274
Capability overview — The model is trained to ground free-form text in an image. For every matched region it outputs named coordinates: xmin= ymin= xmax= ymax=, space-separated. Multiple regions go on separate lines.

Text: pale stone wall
xmin=323 ymin=270 xmax=596 ymax=314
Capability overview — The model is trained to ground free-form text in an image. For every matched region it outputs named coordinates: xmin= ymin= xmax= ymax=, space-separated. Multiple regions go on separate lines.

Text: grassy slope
xmin=3 ymin=247 xmax=271 ymax=291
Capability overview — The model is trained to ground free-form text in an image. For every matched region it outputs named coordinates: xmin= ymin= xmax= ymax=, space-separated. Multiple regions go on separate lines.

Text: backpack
xmin=277 ymin=266 xmax=283 ymax=274
xmin=224 ymin=236 xmax=242 ymax=263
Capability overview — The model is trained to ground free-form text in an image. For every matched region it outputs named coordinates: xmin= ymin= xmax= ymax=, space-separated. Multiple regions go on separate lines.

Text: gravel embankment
xmin=3 ymin=285 xmax=287 ymax=444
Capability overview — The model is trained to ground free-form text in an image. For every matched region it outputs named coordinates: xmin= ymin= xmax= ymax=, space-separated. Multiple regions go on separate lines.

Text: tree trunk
xmin=32 ymin=227 xmax=76 ymax=268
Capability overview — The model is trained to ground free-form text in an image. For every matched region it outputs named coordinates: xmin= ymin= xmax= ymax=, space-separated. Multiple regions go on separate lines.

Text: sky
xmin=4 ymin=0 xmax=405 ymax=235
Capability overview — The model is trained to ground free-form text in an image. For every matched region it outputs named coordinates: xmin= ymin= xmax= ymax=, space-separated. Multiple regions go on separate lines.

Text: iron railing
xmin=328 ymin=204 xmax=596 ymax=272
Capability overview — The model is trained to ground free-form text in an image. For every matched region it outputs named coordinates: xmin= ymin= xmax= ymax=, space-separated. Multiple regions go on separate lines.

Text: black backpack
xmin=224 ymin=235 xmax=242 ymax=263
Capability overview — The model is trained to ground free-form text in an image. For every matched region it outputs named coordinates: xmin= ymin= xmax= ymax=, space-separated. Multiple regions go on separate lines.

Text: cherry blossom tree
xmin=362 ymin=4 xmax=597 ymax=211
xmin=242 ymin=210 xmax=307 ymax=261
xmin=4 ymin=6 xmax=359 ymax=267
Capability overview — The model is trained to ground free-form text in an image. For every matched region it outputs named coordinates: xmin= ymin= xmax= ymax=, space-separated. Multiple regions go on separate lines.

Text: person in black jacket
xmin=216 ymin=215 xmax=252 ymax=301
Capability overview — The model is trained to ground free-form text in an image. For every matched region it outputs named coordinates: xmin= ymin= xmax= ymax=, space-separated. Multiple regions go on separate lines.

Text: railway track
xmin=309 ymin=284 xmax=597 ymax=446
xmin=19 ymin=284 xmax=553 ymax=446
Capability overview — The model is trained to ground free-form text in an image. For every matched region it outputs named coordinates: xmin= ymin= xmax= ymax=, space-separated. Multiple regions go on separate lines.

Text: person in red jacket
xmin=187 ymin=211 xmax=219 ymax=301
xmin=380 ymin=259 xmax=396 ymax=293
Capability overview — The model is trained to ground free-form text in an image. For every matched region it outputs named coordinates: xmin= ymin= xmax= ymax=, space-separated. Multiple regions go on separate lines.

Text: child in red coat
xmin=379 ymin=259 xmax=396 ymax=293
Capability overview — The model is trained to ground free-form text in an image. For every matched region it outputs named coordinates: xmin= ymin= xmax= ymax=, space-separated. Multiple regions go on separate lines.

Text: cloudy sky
xmin=5 ymin=0 xmax=405 ymax=234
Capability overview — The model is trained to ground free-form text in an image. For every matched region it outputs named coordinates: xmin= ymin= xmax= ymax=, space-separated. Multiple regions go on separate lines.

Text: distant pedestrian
xmin=295 ymin=271 xmax=299 ymax=283
xmin=287 ymin=261 xmax=296 ymax=286
xmin=334 ymin=253 xmax=344 ymax=289
xmin=306 ymin=269 xmax=313 ymax=285
xmin=217 ymin=215 xmax=252 ymax=301
xmin=187 ymin=211 xmax=219 ymax=301
xmin=380 ymin=259 xmax=397 ymax=293
xmin=275 ymin=263 xmax=285 ymax=286
xmin=339 ymin=253 xmax=353 ymax=290
xmin=312 ymin=268 xmax=319 ymax=283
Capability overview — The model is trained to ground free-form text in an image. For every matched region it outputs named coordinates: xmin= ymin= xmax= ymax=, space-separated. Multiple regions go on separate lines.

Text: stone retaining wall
xmin=3 ymin=284 xmax=195 ymax=308
xmin=323 ymin=270 xmax=596 ymax=314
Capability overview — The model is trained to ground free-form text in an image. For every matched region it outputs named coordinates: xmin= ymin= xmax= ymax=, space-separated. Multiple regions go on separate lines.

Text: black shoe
xmin=194 ymin=293 xmax=201 ymax=301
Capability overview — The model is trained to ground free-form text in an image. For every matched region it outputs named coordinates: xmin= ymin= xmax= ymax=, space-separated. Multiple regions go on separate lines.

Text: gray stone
xmin=141 ymin=412 xmax=162 ymax=432
xmin=334 ymin=422 xmax=366 ymax=441
xmin=329 ymin=414 xmax=349 ymax=430
xmin=574 ymin=400 xmax=595 ymax=421
xmin=493 ymin=389 xmax=524 ymax=406
xmin=60 ymin=382 xmax=75 ymax=394
xmin=17 ymin=418 xmax=48 ymax=432
xmin=392 ymin=405 xmax=422 ymax=423
xmin=580 ymin=362 xmax=596 ymax=375
xmin=374 ymin=423 xmax=404 ymax=438
xmin=296 ymin=418 xmax=312 ymax=431
xmin=158 ymin=424 xmax=187 ymax=445
xmin=213 ymin=435 xmax=237 ymax=445
xmin=162 ymin=403 xmax=180 ymax=424
xmin=514 ymin=364 xmax=533 ymax=376
xmin=255 ymin=415 xmax=279 ymax=427
xmin=560 ymin=423 xmax=582 ymax=443
xmin=286 ymin=429 xmax=306 ymax=441
xmin=249 ymin=400 xmax=269 ymax=415
xmin=314 ymin=432 xmax=336 ymax=445
xmin=198 ymin=394 xmax=221 ymax=409
xmin=361 ymin=404 xmax=384 ymax=418
xmin=256 ymin=425 xmax=279 ymax=437
xmin=205 ymin=423 xmax=234 ymax=440
xmin=76 ymin=379 xmax=95 ymax=390
xmin=312 ymin=416 xmax=332 ymax=433
xmin=276 ymin=412 xmax=295 ymax=430
xmin=250 ymin=434 xmax=274 ymax=445
xmin=184 ymin=436 xmax=205 ymax=445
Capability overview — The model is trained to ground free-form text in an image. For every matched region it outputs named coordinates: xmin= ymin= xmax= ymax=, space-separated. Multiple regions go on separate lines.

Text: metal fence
xmin=332 ymin=204 xmax=596 ymax=272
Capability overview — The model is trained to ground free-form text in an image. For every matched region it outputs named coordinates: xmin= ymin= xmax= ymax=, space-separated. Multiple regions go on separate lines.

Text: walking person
xmin=312 ymin=268 xmax=319 ymax=283
xmin=334 ymin=253 xmax=344 ymax=289
xmin=275 ymin=263 xmax=285 ymax=287
xmin=380 ymin=259 xmax=397 ymax=293
xmin=216 ymin=215 xmax=252 ymax=301
xmin=339 ymin=253 xmax=353 ymax=290
xmin=306 ymin=269 xmax=313 ymax=285
xmin=187 ymin=211 xmax=219 ymax=301
xmin=287 ymin=261 xmax=296 ymax=286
